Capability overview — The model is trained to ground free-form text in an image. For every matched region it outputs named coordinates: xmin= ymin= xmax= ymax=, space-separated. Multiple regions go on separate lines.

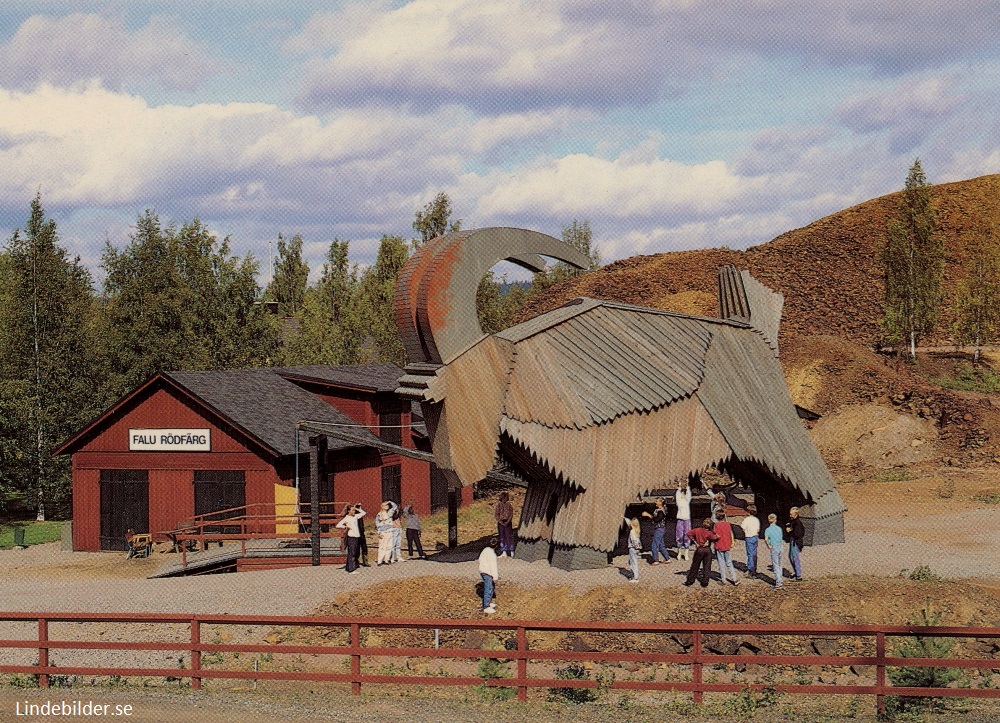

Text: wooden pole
xmin=309 ymin=435 xmax=327 ymax=566
xmin=448 ymin=487 xmax=458 ymax=549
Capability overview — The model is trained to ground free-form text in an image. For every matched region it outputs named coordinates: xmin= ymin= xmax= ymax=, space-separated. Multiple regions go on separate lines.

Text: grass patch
xmin=930 ymin=363 xmax=1000 ymax=393
xmin=0 ymin=520 xmax=62 ymax=549
xmin=875 ymin=468 xmax=910 ymax=483
xmin=972 ymin=493 xmax=1000 ymax=505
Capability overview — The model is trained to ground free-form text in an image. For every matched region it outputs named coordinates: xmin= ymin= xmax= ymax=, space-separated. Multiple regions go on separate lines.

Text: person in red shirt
xmin=683 ymin=518 xmax=719 ymax=588
xmin=713 ymin=511 xmax=740 ymax=586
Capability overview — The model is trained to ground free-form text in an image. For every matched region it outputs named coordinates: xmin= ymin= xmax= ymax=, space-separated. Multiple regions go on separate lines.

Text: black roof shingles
xmin=165 ymin=368 xmax=384 ymax=457
xmin=275 ymin=363 xmax=402 ymax=392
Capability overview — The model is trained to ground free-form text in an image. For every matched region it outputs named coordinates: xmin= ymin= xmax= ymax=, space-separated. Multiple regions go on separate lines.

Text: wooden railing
xmin=159 ymin=502 xmax=350 ymax=568
xmin=0 ymin=613 xmax=997 ymax=715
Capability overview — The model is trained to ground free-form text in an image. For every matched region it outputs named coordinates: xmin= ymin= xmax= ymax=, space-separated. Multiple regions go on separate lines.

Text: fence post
xmin=876 ymin=631 xmax=886 ymax=716
xmin=692 ymin=629 xmax=702 ymax=704
xmin=350 ymin=623 xmax=362 ymax=695
xmin=516 ymin=626 xmax=527 ymax=702
xmin=37 ymin=618 xmax=49 ymax=688
xmin=190 ymin=618 xmax=202 ymax=690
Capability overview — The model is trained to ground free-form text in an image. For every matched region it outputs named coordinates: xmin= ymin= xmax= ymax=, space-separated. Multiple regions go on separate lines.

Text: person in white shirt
xmin=478 ymin=537 xmax=500 ymax=613
xmin=675 ymin=480 xmax=693 ymax=561
xmin=335 ymin=504 xmax=366 ymax=574
xmin=739 ymin=505 xmax=761 ymax=578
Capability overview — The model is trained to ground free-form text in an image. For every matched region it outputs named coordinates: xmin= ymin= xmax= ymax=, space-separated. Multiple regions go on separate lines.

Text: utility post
xmin=308 ymin=435 xmax=327 ymax=566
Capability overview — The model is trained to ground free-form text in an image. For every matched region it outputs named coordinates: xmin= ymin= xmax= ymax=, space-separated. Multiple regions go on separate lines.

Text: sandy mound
xmin=810 ymin=404 xmax=938 ymax=468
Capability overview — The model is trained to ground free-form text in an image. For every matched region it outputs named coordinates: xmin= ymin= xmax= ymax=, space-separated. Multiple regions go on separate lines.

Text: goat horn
xmin=394 ymin=227 xmax=592 ymax=365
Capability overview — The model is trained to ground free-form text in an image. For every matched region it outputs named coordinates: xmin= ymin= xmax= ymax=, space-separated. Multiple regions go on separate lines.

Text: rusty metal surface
xmin=397 ymin=228 xmax=591 ymax=366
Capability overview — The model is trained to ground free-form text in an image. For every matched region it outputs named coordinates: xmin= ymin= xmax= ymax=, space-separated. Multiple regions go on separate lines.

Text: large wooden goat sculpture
xmin=395 ymin=228 xmax=844 ymax=569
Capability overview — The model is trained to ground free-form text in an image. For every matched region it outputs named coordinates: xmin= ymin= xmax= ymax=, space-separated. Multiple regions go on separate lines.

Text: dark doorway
xmin=194 ymin=470 xmax=246 ymax=534
xmin=381 ymin=464 xmax=402 ymax=505
xmin=430 ymin=463 xmax=448 ymax=510
xmin=100 ymin=470 xmax=149 ymax=551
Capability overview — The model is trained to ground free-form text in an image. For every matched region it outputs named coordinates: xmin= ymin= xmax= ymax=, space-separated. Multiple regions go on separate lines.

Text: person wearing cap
xmin=478 ymin=537 xmax=500 ymax=613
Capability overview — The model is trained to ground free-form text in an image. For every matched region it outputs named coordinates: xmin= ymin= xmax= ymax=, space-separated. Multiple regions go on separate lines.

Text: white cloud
xmin=469 ymin=147 xmax=771 ymax=223
xmin=0 ymin=13 xmax=225 ymax=92
xmin=290 ymin=0 xmax=1000 ymax=113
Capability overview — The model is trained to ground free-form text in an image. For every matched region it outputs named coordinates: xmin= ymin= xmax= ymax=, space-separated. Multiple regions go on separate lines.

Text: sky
xmin=1 ymin=1 xmax=998 ymax=286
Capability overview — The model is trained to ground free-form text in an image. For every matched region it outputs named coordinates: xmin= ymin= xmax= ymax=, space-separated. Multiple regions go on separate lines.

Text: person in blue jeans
xmin=785 ymin=506 xmax=805 ymax=581
xmin=478 ymin=537 xmax=500 ymax=613
xmin=626 ymin=518 xmax=642 ymax=582
xmin=641 ymin=498 xmax=671 ymax=565
xmin=764 ymin=513 xmax=784 ymax=589
xmin=739 ymin=505 xmax=760 ymax=578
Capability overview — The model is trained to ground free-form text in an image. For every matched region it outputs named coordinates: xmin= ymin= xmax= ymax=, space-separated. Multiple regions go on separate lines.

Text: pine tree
xmin=953 ymin=228 xmax=1000 ymax=364
xmin=0 ymin=195 xmax=102 ymax=518
xmin=881 ymin=159 xmax=945 ymax=358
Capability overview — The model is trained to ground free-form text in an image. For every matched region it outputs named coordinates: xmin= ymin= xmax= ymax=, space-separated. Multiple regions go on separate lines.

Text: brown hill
xmin=516 ymin=174 xmax=1000 ymax=467
xmin=520 ymin=173 xmax=1000 ymax=348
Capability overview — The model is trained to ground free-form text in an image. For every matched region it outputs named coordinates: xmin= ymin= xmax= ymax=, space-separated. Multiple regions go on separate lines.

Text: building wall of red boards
xmin=69 ymin=385 xmax=471 ymax=551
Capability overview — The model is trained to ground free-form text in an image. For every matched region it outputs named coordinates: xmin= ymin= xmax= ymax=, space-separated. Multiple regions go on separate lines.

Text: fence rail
xmin=0 ymin=612 xmax=997 ymax=715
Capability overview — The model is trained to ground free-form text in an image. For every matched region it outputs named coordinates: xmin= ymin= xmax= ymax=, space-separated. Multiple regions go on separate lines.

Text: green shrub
xmin=907 ymin=565 xmax=941 ymax=582
xmin=722 ymin=685 xmax=782 ymax=721
xmin=886 ymin=601 xmax=961 ymax=714
xmin=475 ymin=658 xmax=514 ymax=701
xmin=549 ymin=662 xmax=597 ymax=703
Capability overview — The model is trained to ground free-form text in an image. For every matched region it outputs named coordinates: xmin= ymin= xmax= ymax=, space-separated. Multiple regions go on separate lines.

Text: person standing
xmin=374 ymin=502 xmax=395 ymax=565
xmin=335 ymin=504 xmax=365 ymax=574
xmin=713 ymin=511 xmax=739 ymax=586
xmin=641 ymin=498 xmax=671 ymax=565
xmin=494 ymin=491 xmax=515 ymax=557
xmin=390 ymin=501 xmax=403 ymax=562
xmin=478 ymin=537 xmax=500 ymax=613
xmin=683 ymin=518 xmax=719 ymax=588
xmin=675 ymin=480 xmax=693 ymax=561
xmin=355 ymin=503 xmax=369 ymax=566
xmin=739 ymin=505 xmax=760 ymax=579
xmin=626 ymin=517 xmax=642 ymax=582
xmin=764 ymin=513 xmax=784 ymax=589
xmin=785 ymin=506 xmax=805 ymax=581
xmin=403 ymin=501 xmax=426 ymax=559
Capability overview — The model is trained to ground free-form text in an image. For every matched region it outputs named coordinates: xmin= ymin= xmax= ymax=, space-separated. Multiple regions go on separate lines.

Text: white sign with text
xmin=129 ymin=428 xmax=211 ymax=451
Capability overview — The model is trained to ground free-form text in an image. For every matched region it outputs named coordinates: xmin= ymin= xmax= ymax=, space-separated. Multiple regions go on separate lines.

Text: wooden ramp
xmin=150 ymin=538 xmax=346 ymax=578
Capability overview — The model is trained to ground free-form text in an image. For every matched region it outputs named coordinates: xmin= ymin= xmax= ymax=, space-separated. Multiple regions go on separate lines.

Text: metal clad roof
xmin=501 ymin=300 xmax=719 ymax=426
xmin=496 ymin=298 xmax=603 ymax=343
xmin=740 ymin=270 xmax=783 ymax=356
xmin=697 ymin=327 xmax=845 ymax=515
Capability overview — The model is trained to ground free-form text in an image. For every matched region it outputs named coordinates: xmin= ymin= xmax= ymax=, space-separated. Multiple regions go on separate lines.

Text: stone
xmin=811 ymin=637 xmax=839 ymax=658
xmin=465 ymin=630 xmax=488 ymax=649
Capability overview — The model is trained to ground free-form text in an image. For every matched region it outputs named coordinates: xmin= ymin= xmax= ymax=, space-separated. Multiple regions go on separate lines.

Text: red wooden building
xmin=54 ymin=364 xmax=468 ymax=551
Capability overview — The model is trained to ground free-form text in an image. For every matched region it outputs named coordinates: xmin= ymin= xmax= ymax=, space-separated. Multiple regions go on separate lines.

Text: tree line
xmin=0 ymin=193 xmax=598 ymax=519
xmin=881 ymin=159 xmax=1000 ymax=360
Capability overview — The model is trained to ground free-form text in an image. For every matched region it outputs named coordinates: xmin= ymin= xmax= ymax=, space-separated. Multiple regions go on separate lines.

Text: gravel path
xmin=0 ymin=506 xmax=997 ymax=617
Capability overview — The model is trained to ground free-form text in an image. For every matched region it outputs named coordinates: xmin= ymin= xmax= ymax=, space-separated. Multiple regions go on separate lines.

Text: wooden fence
xmin=0 ymin=612 xmax=997 ymax=716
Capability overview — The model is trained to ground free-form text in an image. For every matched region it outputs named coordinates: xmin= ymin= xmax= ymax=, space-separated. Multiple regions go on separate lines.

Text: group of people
xmin=335 ymin=500 xmax=428 ymax=574
xmin=628 ymin=479 xmax=807 ymax=589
